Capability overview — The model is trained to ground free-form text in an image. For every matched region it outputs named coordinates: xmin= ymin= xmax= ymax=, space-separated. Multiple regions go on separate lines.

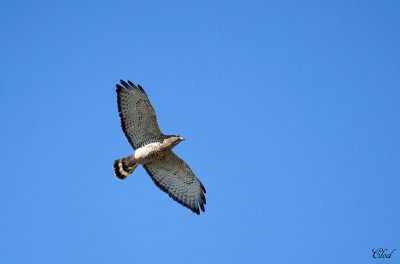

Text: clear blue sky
xmin=1 ymin=1 xmax=399 ymax=263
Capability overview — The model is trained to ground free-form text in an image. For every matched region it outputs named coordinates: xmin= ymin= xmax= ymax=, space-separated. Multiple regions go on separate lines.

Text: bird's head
xmin=166 ymin=135 xmax=185 ymax=147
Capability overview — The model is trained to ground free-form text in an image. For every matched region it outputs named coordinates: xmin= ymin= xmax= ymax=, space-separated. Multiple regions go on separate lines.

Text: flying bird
xmin=113 ymin=80 xmax=206 ymax=215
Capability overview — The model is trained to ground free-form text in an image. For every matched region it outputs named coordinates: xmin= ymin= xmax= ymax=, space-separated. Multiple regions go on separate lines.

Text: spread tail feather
xmin=113 ymin=158 xmax=138 ymax=180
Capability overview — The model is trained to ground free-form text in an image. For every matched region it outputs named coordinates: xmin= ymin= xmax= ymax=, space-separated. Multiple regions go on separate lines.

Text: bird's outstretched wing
xmin=116 ymin=80 xmax=162 ymax=149
xmin=143 ymin=151 xmax=206 ymax=215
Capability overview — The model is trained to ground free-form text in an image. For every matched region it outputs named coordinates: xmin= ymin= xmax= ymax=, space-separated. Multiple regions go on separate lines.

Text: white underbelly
xmin=133 ymin=142 xmax=164 ymax=163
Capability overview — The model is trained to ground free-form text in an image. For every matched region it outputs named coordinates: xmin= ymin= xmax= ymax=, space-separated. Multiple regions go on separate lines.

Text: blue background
xmin=1 ymin=1 xmax=399 ymax=263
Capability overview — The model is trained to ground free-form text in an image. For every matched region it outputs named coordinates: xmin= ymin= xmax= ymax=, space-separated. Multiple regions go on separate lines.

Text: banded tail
xmin=113 ymin=157 xmax=138 ymax=180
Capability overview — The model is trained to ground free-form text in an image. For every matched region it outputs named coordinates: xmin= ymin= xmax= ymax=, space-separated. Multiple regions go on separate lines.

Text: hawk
xmin=113 ymin=80 xmax=206 ymax=215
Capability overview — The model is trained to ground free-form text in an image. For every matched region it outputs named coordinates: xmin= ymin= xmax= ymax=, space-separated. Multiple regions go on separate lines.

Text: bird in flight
xmin=113 ymin=80 xmax=206 ymax=215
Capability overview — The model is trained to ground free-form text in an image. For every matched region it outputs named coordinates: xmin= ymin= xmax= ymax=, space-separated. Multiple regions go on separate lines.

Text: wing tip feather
xmin=116 ymin=84 xmax=123 ymax=91
xmin=137 ymin=84 xmax=146 ymax=94
xmin=143 ymin=165 xmax=206 ymax=215
xmin=118 ymin=79 xmax=147 ymax=95
xmin=200 ymin=183 xmax=206 ymax=193
xmin=120 ymin=79 xmax=131 ymax=89
xmin=200 ymin=203 xmax=205 ymax=212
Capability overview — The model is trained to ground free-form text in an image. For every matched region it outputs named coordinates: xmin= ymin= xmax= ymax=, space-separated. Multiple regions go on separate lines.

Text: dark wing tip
xmin=137 ymin=84 xmax=146 ymax=94
xmin=200 ymin=192 xmax=206 ymax=205
xmin=117 ymin=80 xmax=146 ymax=94
xmin=200 ymin=203 xmax=205 ymax=212
xmin=116 ymin=84 xmax=123 ymax=90
xmin=200 ymin=183 xmax=206 ymax=193
xmin=120 ymin=80 xmax=130 ymax=89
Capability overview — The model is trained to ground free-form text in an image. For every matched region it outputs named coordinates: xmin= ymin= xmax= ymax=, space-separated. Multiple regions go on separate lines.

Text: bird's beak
xmin=179 ymin=136 xmax=185 ymax=141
